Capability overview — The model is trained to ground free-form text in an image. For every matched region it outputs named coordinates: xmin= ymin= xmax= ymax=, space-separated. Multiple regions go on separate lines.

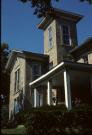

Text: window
xmin=32 ymin=64 xmax=41 ymax=80
xmin=62 ymin=25 xmax=70 ymax=45
xmin=49 ymin=61 xmax=53 ymax=70
xmin=14 ymin=98 xmax=19 ymax=114
xmin=15 ymin=69 xmax=20 ymax=92
xmin=48 ymin=27 xmax=53 ymax=48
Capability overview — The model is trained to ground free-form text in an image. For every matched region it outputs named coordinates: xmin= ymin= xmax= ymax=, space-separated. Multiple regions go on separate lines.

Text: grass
xmin=1 ymin=125 xmax=27 ymax=135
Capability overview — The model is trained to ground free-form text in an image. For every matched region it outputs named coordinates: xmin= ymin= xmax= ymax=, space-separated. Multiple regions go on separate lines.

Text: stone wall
xmin=56 ymin=18 xmax=78 ymax=63
xmin=9 ymin=57 xmax=26 ymax=119
xmin=88 ymin=53 xmax=92 ymax=64
xmin=44 ymin=20 xmax=58 ymax=67
xmin=44 ymin=17 xmax=78 ymax=66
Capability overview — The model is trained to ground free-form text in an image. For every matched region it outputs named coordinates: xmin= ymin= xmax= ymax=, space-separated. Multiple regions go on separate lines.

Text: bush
xmin=15 ymin=104 xmax=92 ymax=135
xmin=1 ymin=105 xmax=9 ymax=128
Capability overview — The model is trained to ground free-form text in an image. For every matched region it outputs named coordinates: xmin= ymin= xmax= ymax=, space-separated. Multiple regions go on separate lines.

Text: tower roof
xmin=38 ymin=8 xmax=83 ymax=30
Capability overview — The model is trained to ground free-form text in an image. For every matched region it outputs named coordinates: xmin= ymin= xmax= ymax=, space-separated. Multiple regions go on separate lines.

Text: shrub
xmin=15 ymin=104 xmax=92 ymax=135
xmin=1 ymin=105 xmax=9 ymax=128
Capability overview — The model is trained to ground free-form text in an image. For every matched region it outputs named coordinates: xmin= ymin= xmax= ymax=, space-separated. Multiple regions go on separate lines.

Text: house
xmin=6 ymin=50 xmax=49 ymax=119
xmin=6 ymin=8 xmax=92 ymax=120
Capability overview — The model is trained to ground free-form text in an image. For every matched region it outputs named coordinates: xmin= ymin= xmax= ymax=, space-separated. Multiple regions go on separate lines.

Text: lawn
xmin=1 ymin=125 xmax=27 ymax=135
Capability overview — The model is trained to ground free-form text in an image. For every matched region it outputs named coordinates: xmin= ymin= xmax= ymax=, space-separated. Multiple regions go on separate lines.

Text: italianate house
xmin=6 ymin=8 xmax=92 ymax=120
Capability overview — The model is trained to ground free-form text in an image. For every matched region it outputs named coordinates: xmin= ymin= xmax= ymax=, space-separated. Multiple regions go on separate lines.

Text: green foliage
xmin=19 ymin=0 xmax=92 ymax=18
xmin=1 ymin=105 xmax=9 ymax=128
xmin=15 ymin=105 xmax=92 ymax=135
xmin=1 ymin=43 xmax=9 ymax=71
xmin=80 ymin=0 xmax=92 ymax=4
xmin=19 ymin=0 xmax=62 ymax=18
xmin=20 ymin=0 xmax=52 ymax=17
xmin=1 ymin=43 xmax=10 ymax=104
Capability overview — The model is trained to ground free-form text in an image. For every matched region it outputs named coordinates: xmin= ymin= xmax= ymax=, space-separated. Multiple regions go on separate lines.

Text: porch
xmin=29 ymin=61 xmax=92 ymax=110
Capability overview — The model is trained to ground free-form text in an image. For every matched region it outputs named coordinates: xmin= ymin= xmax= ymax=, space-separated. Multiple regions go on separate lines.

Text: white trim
xmin=64 ymin=70 xmax=72 ymax=110
xmin=14 ymin=65 xmax=20 ymax=72
xmin=34 ymin=88 xmax=37 ymax=107
xmin=12 ymin=49 xmax=23 ymax=53
xmin=29 ymin=62 xmax=64 ymax=86
xmin=29 ymin=61 xmax=92 ymax=87
xmin=47 ymin=81 xmax=52 ymax=105
xmin=6 ymin=50 xmax=23 ymax=70
xmin=37 ymin=17 xmax=46 ymax=28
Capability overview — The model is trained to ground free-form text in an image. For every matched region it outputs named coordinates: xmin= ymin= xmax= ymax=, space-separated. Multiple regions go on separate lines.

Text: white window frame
xmin=62 ymin=25 xmax=71 ymax=46
xmin=32 ymin=63 xmax=41 ymax=80
xmin=48 ymin=26 xmax=53 ymax=49
xmin=14 ymin=68 xmax=20 ymax=92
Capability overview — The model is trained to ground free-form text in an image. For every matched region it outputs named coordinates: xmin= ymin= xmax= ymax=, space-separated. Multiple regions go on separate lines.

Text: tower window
xmin=62 ymin=25 xmax=70 ymax=45
xmin=48 ymin=27 xmax=53 ymax=48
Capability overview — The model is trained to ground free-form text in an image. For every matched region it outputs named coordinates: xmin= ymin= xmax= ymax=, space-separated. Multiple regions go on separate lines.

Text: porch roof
xmin=70 ymin=37 xmax=92 ymax=59
xmin=29 ymin=61 xmax=92 ymax=87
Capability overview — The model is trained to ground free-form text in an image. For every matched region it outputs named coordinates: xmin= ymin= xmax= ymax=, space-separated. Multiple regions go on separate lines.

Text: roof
xmin=38 ymin=8 xmax=83 ymax=29
xmin=70 ymin=37 xmax=92 ymax=59
xmin=6 ymin=50 xmax=49 ymax=71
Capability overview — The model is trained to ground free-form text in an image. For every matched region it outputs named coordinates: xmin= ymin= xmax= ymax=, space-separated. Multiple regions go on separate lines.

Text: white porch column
xmin=47 ymin=81 xmax=52 ymax=105
xmin=34 ymin=88 xmax=37 ymax=107
xmin=64 ymin=70 xmax=72 ymax=110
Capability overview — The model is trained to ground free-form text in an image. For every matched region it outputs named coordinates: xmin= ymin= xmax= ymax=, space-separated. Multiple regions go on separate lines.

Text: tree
xmin=80 ymin=0 xmax=92 ymax=4
xmin=1 ymin=43 xmax=9 ymax=71
xmin=19 ymin=0 xmax=92 ymax=17
xmin=0 ymin=43 xmax=10 ymax=105
xmin=20 ymin=0 xmax=55 ymax=17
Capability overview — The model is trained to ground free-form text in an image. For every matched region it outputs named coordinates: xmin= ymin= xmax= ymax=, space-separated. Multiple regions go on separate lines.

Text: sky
xmin=1 ymin=0 xmax=92 ymax=54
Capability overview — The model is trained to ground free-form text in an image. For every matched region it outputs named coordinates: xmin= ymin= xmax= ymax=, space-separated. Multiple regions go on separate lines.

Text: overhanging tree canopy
xmin=19 ymin=0 xmax=92 ymax=17
xmin=1 ymin=43 xmax=10 ymax=105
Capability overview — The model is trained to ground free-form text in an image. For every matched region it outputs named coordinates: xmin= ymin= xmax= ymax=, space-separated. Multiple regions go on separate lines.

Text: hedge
xmin=14 ymin=104 xmax=92 ymax=135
